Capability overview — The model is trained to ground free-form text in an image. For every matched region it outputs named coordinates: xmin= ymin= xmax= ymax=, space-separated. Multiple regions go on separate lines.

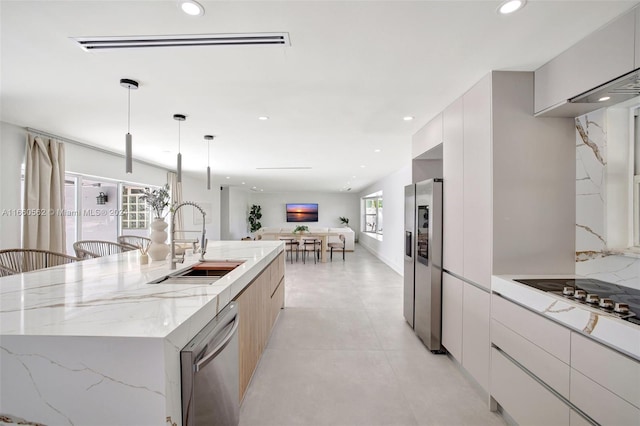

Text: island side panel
xmin=0 ymin=335 xmax=166 ymax=425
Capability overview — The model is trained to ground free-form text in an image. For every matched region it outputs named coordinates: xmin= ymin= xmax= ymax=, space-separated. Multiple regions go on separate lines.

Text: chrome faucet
xmin=171 ymin=201 xmax=207 ymax=270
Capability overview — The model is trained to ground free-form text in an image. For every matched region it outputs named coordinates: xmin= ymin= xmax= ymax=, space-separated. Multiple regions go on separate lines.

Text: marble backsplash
xmin=575 ymin=109 xmax=640 ymax=290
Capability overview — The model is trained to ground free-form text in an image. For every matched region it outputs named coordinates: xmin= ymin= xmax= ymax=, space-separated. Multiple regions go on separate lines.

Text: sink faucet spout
xmin=170 ymin=201 xmax=207 ymax=270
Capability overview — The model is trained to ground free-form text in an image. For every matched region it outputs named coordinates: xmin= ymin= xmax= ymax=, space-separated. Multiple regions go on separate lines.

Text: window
xmin=363 ymin=193 xmax=383 ymax=236
xmin=122 ymin=186 xmax=150 ymax=230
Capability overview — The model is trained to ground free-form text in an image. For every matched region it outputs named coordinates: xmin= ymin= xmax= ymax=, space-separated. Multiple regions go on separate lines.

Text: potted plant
xmin=140 ymin=184 xmax=171 ymax=219
xmin=339 ymin=216 xmax=350 ymax=227
xmin=248 ymin=204 xmax=262 ymax=233
xmin=140 ymin=184 xmax=171 ymax=261
xmin=293 ymin=225 xmax=309 ymax=234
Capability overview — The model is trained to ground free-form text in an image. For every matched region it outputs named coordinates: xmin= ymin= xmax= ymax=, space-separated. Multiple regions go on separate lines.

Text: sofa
xmin=257 ymin=227 xmax=355 ymax=251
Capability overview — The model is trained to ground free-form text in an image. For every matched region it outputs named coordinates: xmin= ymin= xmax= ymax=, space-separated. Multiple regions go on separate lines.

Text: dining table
xmin=259 ymin=231 xmax=340 ymax=263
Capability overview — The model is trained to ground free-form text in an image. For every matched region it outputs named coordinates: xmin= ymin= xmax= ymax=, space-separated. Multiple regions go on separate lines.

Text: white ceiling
xmin=1 ymin=0 xmax=637 ymax=193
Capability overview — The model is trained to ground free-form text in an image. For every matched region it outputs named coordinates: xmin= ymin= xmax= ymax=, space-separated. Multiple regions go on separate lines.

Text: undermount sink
xmin=148 ymin=260 xmax=245 ymax=285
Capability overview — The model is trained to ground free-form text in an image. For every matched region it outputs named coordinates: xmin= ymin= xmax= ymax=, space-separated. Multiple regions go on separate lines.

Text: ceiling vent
xmin=70 ymin=32 xmax=290 ymax=51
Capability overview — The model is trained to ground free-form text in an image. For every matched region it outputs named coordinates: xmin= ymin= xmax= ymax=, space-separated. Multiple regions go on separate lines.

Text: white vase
xmin=148 ymin=218 xmax=170 ymax=261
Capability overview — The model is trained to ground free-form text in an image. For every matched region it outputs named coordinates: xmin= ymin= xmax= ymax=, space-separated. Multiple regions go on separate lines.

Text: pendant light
xmin=204 ymin=135 xmax=214 ymax=190
xmin=120 ymin=78 xmax=138 ymax=174
xmin=173 ymin=114 xmax=186 ymax=182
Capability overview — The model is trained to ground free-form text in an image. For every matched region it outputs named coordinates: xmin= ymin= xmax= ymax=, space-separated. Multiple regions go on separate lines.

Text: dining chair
xmin=328 ymin=234 xmax=346 ymax=261
xmin=300 ymin=237 xmax=321 ymax=264
xmin=73 ymin=240 xmax=137 ymax=259
xmin=0 ymin=249 xmax=79 ymax=275
xmin=117 ymin=235 xmax=151 ymax=252
xmin=279 ymin=237 xmax=299 ymax=264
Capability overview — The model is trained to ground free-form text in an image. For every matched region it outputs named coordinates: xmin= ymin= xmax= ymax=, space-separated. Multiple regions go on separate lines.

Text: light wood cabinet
xmin=441 ymin=272 xmax=463 ymax=362
xmin=442 ymin=98 xmax=464 ymax=275
xmin=534 ymin=8 xmax=635 ymax=114
xmin=234 ymin=252 xmax=285 ymax=400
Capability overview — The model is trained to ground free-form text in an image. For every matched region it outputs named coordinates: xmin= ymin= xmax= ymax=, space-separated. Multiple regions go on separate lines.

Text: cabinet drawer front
xmin=571 ymin=369 xmax=640 ymax=426
xmin=491 ymin=294 xmax=570 ymax=363
xmin=491 ymin=348 xmax=570 ymax=425
xmin=491 ymin=319 xmax=570 ymax=398
xmin=571 ymin=332 xmax=640 ymax=408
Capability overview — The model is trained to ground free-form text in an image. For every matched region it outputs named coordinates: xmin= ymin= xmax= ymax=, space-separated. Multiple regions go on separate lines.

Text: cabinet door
xmin=636 ymin=8 xmax=640 ymax=68
xmin=462 ymin=283 xmax=490 ymax=391
xmin=235 ymin=277 xmax=262 ymax=400
xmin=412 ymin=113 xmax=442 ymax=159
xmin=462 ymin=74 xmax=492 ymax=290
xmin=441 ymin=272 xmax=463 ymax=362
xmin=570 ymin=368 xmax=640 ymax=426
xmin=491 ymin=348 xmax=570 ymax=425
xmin=442 ymin=97 xmax=464 ymax=275
xmin=535 ymin=9 xmax=635 ymax=113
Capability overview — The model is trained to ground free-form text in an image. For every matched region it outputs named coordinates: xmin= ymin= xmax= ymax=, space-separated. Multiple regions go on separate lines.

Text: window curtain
xmin=23 ymin=133 xmax=66 ymax=252
xmin=168 ymin=172 xmax=184 ymax=239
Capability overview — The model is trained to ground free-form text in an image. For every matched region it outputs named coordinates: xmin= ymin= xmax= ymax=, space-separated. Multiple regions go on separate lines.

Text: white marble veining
xmin=492 ymin=275 xmax=640 ymax=361
xmin=574 ymin=109 xmax=640 ymax=290
xmin=0 ymin=241 xmax=283 ymax=426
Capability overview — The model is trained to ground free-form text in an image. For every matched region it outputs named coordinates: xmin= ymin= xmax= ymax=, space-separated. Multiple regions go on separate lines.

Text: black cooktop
xmin=514 ymin=278 xmax=640 ymax=325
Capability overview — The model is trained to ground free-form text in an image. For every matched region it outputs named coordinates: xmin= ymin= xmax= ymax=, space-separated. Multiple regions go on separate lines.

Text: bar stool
xmin=279 ymin=237 xmax=299 ymax=264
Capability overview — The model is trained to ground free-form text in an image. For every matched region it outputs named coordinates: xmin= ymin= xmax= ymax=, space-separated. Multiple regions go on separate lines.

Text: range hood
xmin=570 ymin=68 xmax=640 ymax=104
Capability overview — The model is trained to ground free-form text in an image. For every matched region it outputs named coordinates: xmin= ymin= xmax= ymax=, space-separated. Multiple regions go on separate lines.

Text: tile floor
xmin=239 ymin=247 xmax=507 ymax=426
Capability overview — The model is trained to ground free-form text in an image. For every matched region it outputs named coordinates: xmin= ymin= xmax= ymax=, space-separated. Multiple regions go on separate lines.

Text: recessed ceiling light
xmin=403 ymin=116 xmax=414 ymax=121
xmin=360 ymin=165 xmax=366 ymax=168
xmin=178 ymin=0 xmax=204 ymax=16
xmin=241 ymin=182 xmax=245 ymax=185
xmin=598 ymin=96 xmax=611 ymax=102
xmin=226 ymin=176 xmax=230 ymax=179
xmin=258 ymin=116 xmax=269 ymax=121
xmin=352 ymin=176 xmax=356 ymax=178
xmin=374 ymin=149 xmax=381 ymax=153
xmin=497 ymin=0 xmax=526 ymax=15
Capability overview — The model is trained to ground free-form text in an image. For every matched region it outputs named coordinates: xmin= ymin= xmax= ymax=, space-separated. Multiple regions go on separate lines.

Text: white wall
xmin=357 ymin=165 xmax=411 ymax=275
xmin=220 ymin=186 xmax=250 ymax=241
xmin=180 ymin=172 xmax=221 ymax=242
xmin=0 ymin=121 xmax=218 ymax=248
xmin=248 ymin=191 xmax=360 ymax=233
xmin=0 ymin=122 xmax=26 ymax=248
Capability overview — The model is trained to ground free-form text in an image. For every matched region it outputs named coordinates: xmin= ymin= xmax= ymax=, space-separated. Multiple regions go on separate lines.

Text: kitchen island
xmin=0 ymin=241 xmax=284 ymax=426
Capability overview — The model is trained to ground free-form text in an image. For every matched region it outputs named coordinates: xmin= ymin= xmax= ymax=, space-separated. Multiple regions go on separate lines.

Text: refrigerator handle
xmin=405 ymin=231 xmax=412 ymax=257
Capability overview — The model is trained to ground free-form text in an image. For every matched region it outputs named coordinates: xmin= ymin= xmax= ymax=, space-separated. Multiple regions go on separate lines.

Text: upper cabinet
xmin=412 ymin=113 xmax=443 ymax=159
xmin=534 ymin=7 xmax=636 ymax=116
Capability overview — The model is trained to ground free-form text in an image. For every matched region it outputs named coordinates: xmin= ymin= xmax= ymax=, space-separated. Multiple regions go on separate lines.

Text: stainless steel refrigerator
xmin=403 ymin=178 xmax=444 ymax=353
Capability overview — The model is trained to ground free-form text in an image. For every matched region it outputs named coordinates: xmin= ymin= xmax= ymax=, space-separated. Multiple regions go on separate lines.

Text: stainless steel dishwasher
xmin=181 ymin=302 xmax=239 ymax=426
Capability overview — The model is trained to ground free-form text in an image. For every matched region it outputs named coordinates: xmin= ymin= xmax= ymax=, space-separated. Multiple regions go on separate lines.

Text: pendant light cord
xmin=178 ymin=121 xmax=181 ymax=153
xmin=127 ymin=87 xmax=131 ymax=133
xmin=208 ymin=140 xmax=210 ymax=166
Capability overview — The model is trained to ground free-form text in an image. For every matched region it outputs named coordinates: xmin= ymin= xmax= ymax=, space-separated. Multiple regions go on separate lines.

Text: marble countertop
xmin=0 ymin=241 xmax=283 ymax=340
xmin=492 ymin=275 xmax=640 ymax=361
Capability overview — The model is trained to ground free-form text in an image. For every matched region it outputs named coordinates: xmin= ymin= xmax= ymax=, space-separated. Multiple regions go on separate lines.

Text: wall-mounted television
xmin=286 ymin=203 xmax=319 ymax=222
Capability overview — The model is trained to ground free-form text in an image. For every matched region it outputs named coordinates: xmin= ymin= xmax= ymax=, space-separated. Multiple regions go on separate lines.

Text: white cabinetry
xmin=534 ymin=8 xmax=636 ymax=115
xmin=439 ymin=71 xmax=574 ymax=398
xmin=570 ymin=333 xmax=640 ymax=425
xmin=412 ymin=113 xmax=442 ymax=159
xmin=442 ymin=272 xmax=462 ymax=361
xmin=442 ymin=98 xmax=463 ymax=275
xmin=461 ymin=284 xmax=490 ymax=390
xmin=491 ymin=348 xmax=570 ymax=425
xmin=490 ymin=293 xmax=640 ymax=426
xmin=462 ymin=75 xmax=492 ymax=290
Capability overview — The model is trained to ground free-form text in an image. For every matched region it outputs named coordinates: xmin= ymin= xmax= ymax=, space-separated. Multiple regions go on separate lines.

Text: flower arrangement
xmin=293 ymin=225 xmax=309 ymax=234
xmin=140 ymin=184 xmax=171 ymax=219
xmin=339 ymin=216 xmax=350 ymax=226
